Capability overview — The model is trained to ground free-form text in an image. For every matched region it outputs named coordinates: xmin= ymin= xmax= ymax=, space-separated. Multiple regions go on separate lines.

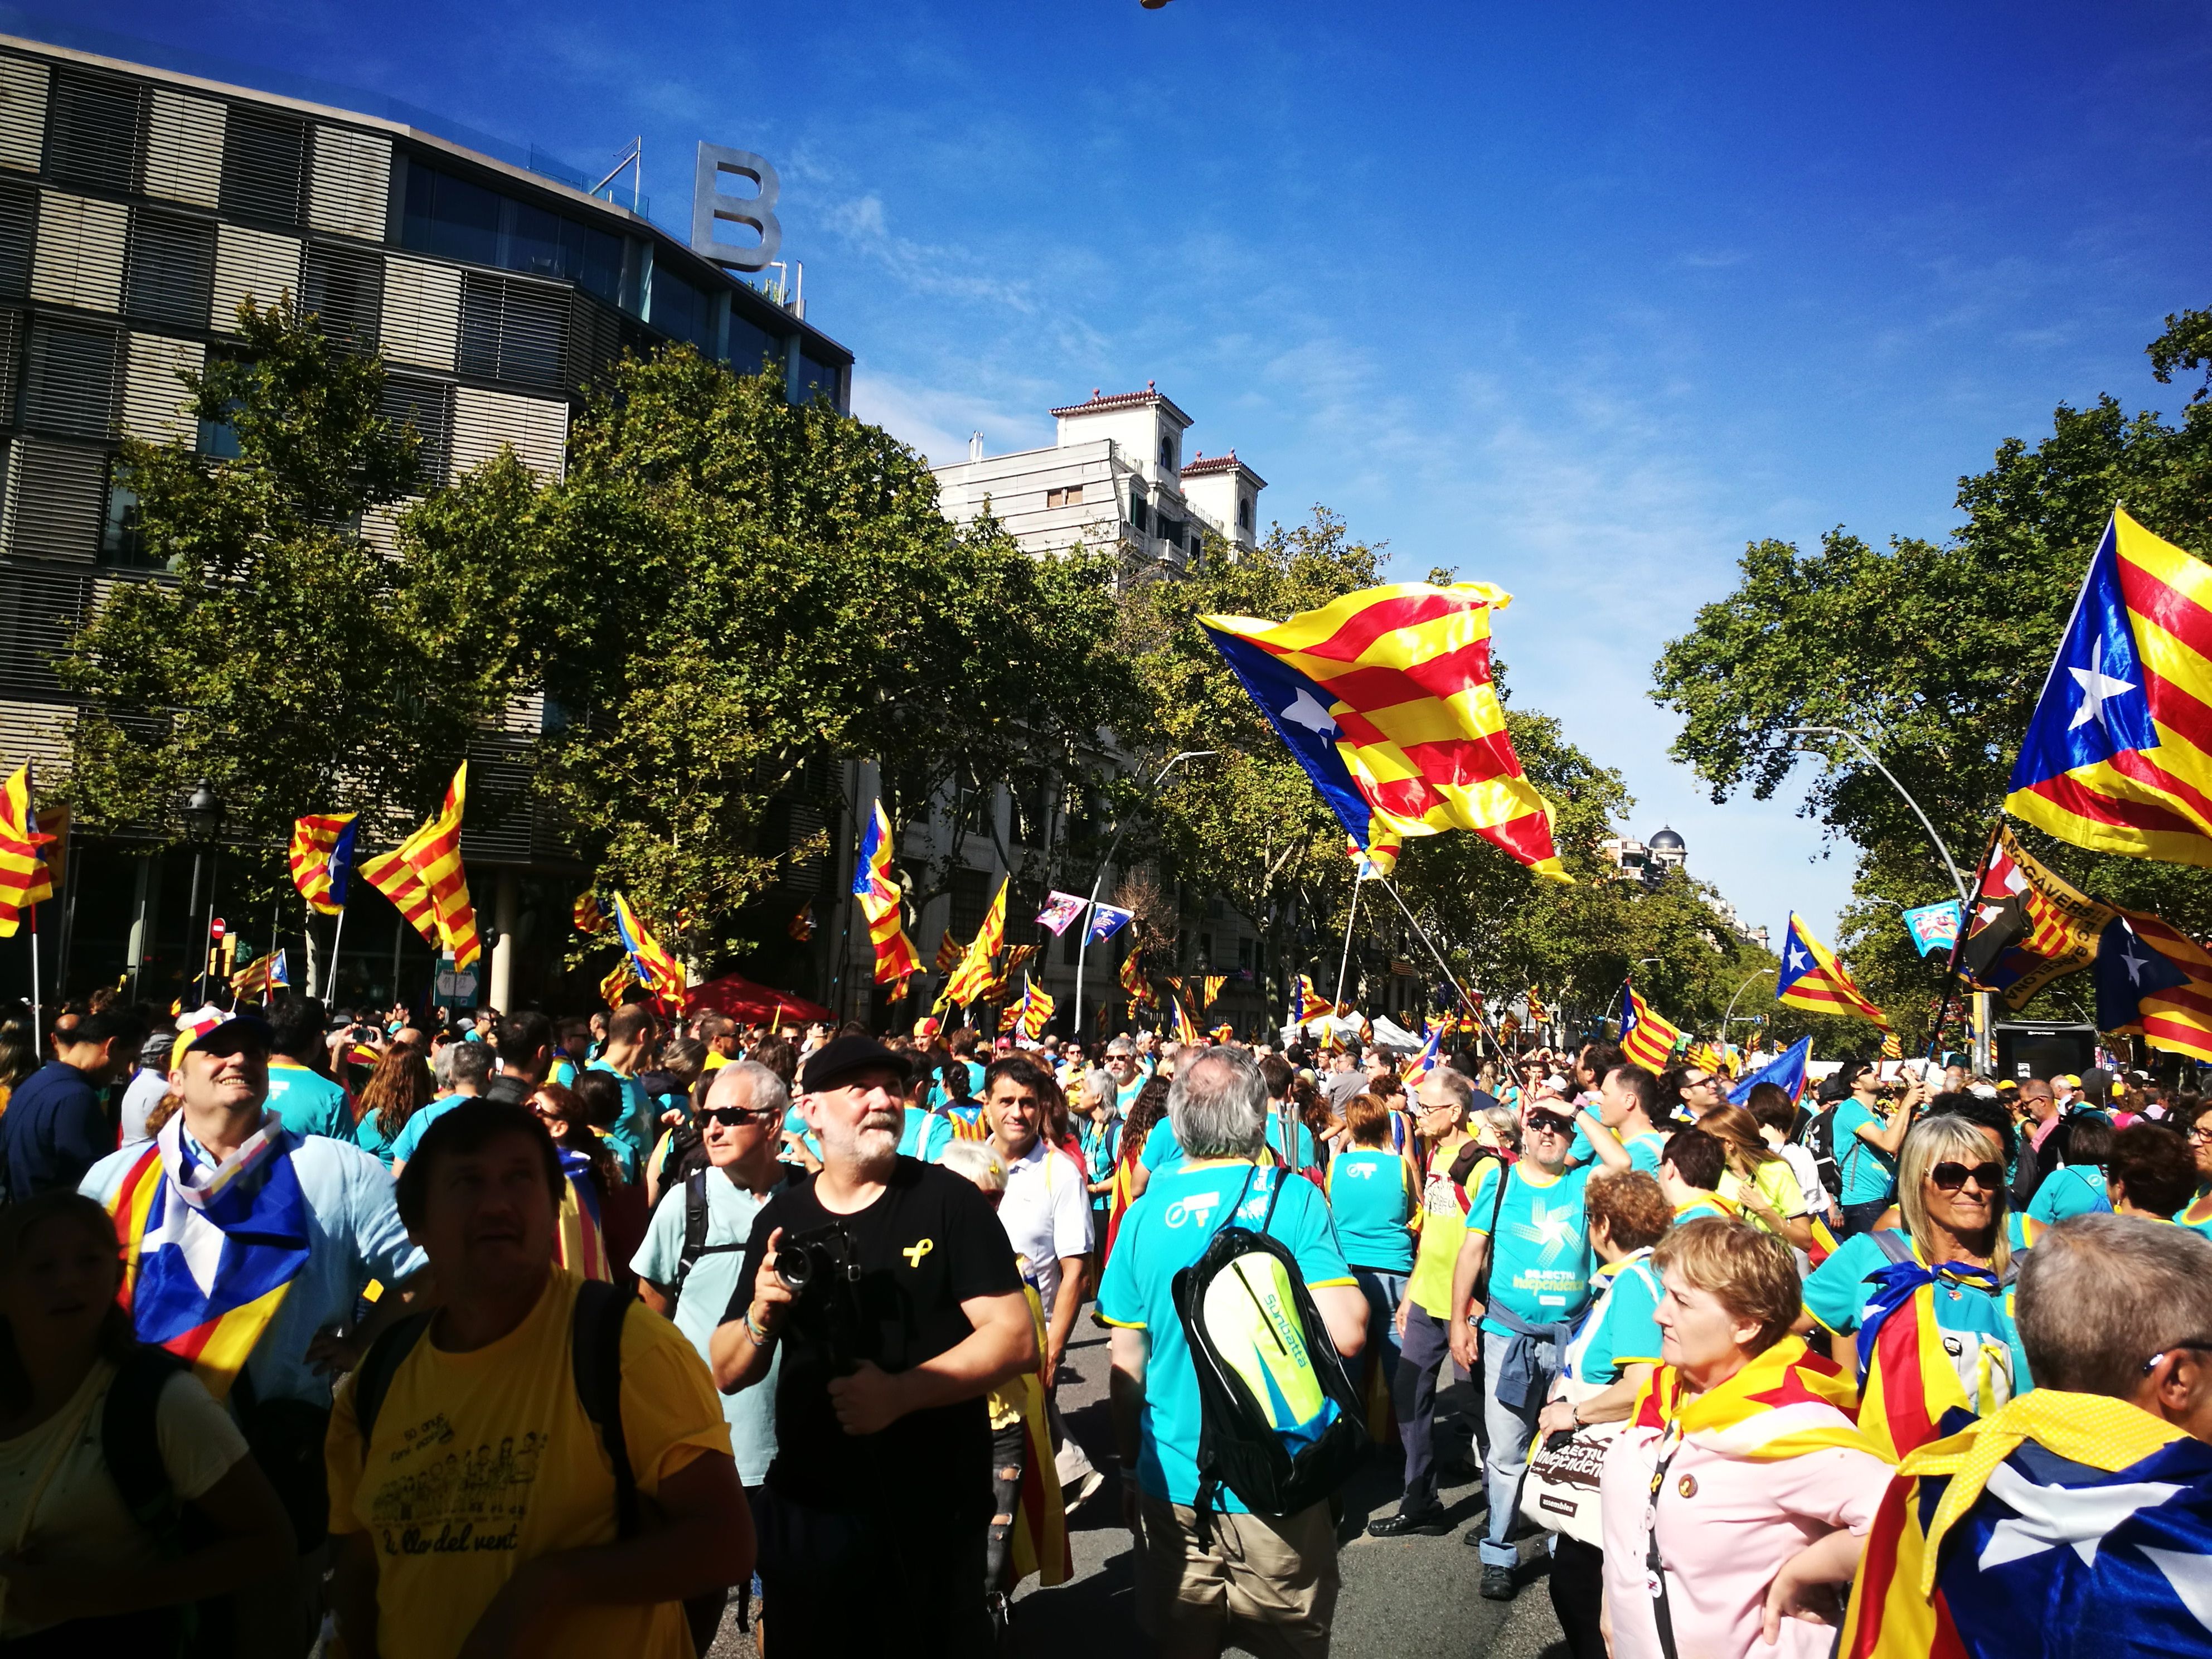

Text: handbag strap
xmin=1643 ymin=1418 xmax=1687 ymax=1659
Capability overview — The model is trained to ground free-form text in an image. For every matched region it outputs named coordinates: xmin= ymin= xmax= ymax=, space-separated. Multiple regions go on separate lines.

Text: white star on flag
xmin=1279 ymin=688 xmax=1339 ymax=737
xmin=1786 ymin=944 xmax=1809 ymax=973
xmin=1976 ymin=1463 xmax=2184 ymax=1572
xmin=2068 ymin=638 xmax=2137 ymax=733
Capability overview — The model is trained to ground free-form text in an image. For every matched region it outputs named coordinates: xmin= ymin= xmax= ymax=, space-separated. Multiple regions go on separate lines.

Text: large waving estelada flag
xmin=1777 ymin=913 xmax=1891 ymax=1030
xmin=2006 ymin=505 xmax=2212 ymax=870
xmin=0 ymin=762 xmax=57 ymax=937
xmin=1842 ymin=1391 xmax=2212 ymax=1659
xmin=1296 ymin=973 xmax=1331 ymax=1023
xmin=288 ymin=812 xmax=359 ymax=916
xmin=1201 ymin=583 xmax=1567 ymax=881
xmin=852 ymin=801 xmax=919 ymax=988
xmin=1619 ymin=982 xmax=1681 ymax=1073
xmin=612 ymin=891 xmax=687 ymax=1010
xmin=940 ymin=877 xmax=1008 ymax=1009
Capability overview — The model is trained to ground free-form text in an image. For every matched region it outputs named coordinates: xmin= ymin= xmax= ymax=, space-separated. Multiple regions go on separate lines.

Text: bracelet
xmin=742 ymin=1306 xmax=776 ymax=1346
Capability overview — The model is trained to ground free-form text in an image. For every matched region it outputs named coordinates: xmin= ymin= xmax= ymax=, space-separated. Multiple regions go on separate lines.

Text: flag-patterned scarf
xmin=108 ymin=1115 xmax=311 ymax=1401
xmin=555 ymin=1144 xmax=610 ymax=1282
xmin=1630 ymin=1334 xmax=1883 ymax=1464
xmin=1855 ymin=1253 xmax=2017 ymax=1462
xmin=1844 ymin=1390 xmax=2212 ymax=1658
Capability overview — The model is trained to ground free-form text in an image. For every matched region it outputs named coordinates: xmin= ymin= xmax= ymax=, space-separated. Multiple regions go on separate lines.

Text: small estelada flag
xmin=788 ymin=901 xmax=815 ymax=942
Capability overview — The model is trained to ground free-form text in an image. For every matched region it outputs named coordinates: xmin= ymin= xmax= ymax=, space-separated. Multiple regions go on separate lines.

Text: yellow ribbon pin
xmin=902 ymin=1238 xmax=935 ymax=1268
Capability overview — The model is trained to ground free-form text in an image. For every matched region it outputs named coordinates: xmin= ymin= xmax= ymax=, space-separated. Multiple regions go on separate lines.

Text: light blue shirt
xmin=1323 ymin=1147 xmax=1416 ymax=1272
xmin=899 ymin=1105 xmax=954 ymax=1165
xmin=1802 ymin=1229 xmax=2031 ymax=1394
xmin=264 ymin=1059 xmax=351 ymax=1142
xmin=1097 ymin=1159 xmax=1353 ymax=1511
xmin=589 ymin=1061 xmax=656 ymax=1172
xmin=2027 ymin=1162 xmax=2111 ymax=1224
xmin=1140 ymin=1117 xmax=1185 ymax=1173
xmin=630 ymin=1168 xmax=787 ymax=1485
xmin=1833 ymin=1098 xmax=1898 ymax=1205
xmin=387 ymin=1092 xmax=470 ymax=1166
xmin=1466 ymin=1160 xmax=1596 ymax=1334
xmin=81 ymin=1128 xmax=426 ymax=1408
xmin=1561 ymin=1254 xmax=1663 ymax=1386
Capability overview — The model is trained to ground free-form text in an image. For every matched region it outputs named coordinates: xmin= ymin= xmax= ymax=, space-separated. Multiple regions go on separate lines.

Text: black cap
xmin=799 ymin=1035 xmax=913 ymax=1095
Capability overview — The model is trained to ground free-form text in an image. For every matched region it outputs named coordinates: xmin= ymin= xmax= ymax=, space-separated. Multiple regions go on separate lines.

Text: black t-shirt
xmin=731 ymin=1156 xmax=1021 ymax=1518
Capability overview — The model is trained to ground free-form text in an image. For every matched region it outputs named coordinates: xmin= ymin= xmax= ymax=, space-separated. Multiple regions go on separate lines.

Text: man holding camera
xmin=709 ymin=1036 xmax=1038 ymax=1658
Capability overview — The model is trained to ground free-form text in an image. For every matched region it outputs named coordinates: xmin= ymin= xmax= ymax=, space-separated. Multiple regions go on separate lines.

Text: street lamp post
xmin=1070 ymin=751 xmax=1215 ymax=1043
xmin=1783 ymin=726 xmax=1971 ymax=912
xmin=1723 ymin=966 xmax=1776 ymax=1032
xmin=181 ymin=782 xmax=223 ymax=1003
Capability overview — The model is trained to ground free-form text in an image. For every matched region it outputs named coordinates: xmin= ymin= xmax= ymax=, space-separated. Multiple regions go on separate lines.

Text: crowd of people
xmin=0 ymin=986 xmax=2206 ymax=1658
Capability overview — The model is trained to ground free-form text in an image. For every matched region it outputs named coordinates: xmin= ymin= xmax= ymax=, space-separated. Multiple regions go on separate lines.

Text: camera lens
xmin=775 ymin=1249 xmax=813 ymax=1294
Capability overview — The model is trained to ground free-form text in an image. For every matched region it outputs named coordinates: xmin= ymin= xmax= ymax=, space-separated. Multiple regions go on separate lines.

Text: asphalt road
xmin=711 ymin=1319 xmax=1573 ymax=1658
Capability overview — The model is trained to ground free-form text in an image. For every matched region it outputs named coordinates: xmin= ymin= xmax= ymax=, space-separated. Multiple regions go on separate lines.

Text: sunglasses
xmin=2142 ymin=1340 xmax=2212 ymax=1375
xmin=1526 ymin=1110 xmax=1576 ymax=1136
xmin=1927 ymin=1161 xmax=2005 ymax=1193
xmin=699 ymin=1106 xmax=780 ymax=1128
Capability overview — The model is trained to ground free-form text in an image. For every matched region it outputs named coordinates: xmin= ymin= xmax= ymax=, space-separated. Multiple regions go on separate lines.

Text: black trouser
xmin=985 ymin=1419 xmax=1028 ymax=1594
xmin=1549 ymin=1534 xmax=1607 ymax=1659
xmin=756 ymin=1485 xmax=991 ymax=1657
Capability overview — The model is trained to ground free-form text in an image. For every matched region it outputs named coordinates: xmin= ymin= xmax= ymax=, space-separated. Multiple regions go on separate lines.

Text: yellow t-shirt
xmin=326 ymin=1269 xmax=732 ymax=1659
xmin=1720 ymin=1157 xmax=1807 ymax=1238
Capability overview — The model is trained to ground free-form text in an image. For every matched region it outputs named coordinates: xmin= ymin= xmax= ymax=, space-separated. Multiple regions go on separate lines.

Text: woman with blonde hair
xmin=1600 ymin=1218 xmax=1893 ymax=1659
xmin=1800 ymin=1110 xmax=2026 ymax=1461
xmin=1699 ymin=1102 xmax=1813 ymax=1251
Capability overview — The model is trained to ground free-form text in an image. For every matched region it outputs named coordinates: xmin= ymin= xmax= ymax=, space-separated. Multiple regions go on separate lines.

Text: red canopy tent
xmin=684 ymin=972 xmax=832 ymax=1025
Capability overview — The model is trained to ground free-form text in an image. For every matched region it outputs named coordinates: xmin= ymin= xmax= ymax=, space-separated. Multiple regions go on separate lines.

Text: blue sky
xmin=48 ymin=1 xmax=2212 ymax=948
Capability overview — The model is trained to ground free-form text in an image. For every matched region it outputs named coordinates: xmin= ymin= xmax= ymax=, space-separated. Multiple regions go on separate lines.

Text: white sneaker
xmin=1064 ymin=1467 xmax=1105 ymax=1514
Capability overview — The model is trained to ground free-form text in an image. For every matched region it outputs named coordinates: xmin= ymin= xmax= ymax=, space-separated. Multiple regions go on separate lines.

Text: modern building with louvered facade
xmin=0 ymin=30 xmax=853 ymax=1011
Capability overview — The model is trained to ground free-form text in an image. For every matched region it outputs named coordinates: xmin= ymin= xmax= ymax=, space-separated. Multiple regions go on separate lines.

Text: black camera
xmin=776 ymin=1223 xmax=862 ymax=1298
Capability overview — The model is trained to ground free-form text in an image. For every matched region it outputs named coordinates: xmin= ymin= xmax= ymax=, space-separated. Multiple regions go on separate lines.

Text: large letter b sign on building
xmin=692 ymin=143 xmax=782 ymax=273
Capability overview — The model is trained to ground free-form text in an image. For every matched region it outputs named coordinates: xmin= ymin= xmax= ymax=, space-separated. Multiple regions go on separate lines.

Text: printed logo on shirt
xmin=1163 ymin=1193 xmax=1221 ymax=1230
xmin=1507 ymin=1197 xmax=1583 ymax=1265
xmin=368 ymin=1417 xmax=541 ymax=1556
xmin=901 ymin=1238 xmax=935 ymax=1268
xmin=1344 ymin=1163 xmax=1377 ymax=1180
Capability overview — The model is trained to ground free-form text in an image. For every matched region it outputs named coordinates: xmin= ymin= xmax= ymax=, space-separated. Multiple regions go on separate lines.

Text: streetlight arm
xmin=1722 ymin=967 xmax=1776 ymax=1030
xmin=1785 ymin=726 xmax=1971 ymax=913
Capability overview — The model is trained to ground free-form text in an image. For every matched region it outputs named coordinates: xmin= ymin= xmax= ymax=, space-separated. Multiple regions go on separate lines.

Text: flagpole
xmin=26 ymin=901 xmax=39 ymax=1041
xmin=1375 ymin=876 xmax=1493 ymax=1055
xmin=1331 ymin=875 xmax=1362 ymax=1013
xmin=1926 ymin=819 xmax=2004 ymax=1064
xmin=328 ymin=899 xmax=349 ymax=1008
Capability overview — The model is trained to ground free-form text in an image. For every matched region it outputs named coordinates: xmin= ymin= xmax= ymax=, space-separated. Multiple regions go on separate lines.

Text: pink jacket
xmin=1600 ymin=1413 xmax=1892 ymax=1659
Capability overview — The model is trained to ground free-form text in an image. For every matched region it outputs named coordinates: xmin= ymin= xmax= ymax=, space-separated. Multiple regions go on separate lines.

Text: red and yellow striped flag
xmin=359 ymin=763 xmax=479 ymax=967
xmin=935 ymin=929 xmax=963 ymax=973
xmin=1619 ymin=982 xmax=1681 ymax=1073
xmin=1201 ymin=583 xmax=1566 ymax=881
xmin=0 ymin=763 xmax=57 ymax=937
xmin=599 ymin=956 xmax=639 ymax=1009
xmin=1122 ymin=950 xmax=1156 ymax=1011
xmin=1020 ymin=978 xmax=1056 ymax=1039
xmin=573 ymin=890 xmax=606 ymax=934
xmin=1777 ymin=913 xmax=1890 ymax=1030
xmin=288 ymin=812 xmax=358 ymax=916
xmin=612 ymin=892 xmax=686 ymax=1010
xmin=942 ymin=879 xmax=1009 ymax=1008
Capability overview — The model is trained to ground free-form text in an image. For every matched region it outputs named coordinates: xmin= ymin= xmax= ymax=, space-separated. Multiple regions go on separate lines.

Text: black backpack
xmin=350 ymin=1279 xmax=641 ymax=1537
xmin=1802 ymin=1105 xmax=1844 ymax=1204
xmin=668 ymin=1168 xmax=746 ymax=1309
xmin=1170 ymin=1166 xmax=1368 ymax=1531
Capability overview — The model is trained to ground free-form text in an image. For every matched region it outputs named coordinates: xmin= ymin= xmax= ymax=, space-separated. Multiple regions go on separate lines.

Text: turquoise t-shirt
xmin=1832 ymin=1099 xmax=1898 ymax=1205
xmin=1801 ymin=1230 xmax=2031 ymax=1395
xmin=2027 ymin=1163 xmax=2111 ymax=1224
xmin=929 ymin=1059 xmax=986 ymax=1108
xmin=1562 ymin=1253 xmax=1663 ymax=1386
xmin=629 ymin=1170 xmax=788 ymax=1485
xmin=1621 ymin=1128 xmax=1668 ymax=1174
xmin=586 ymin=1060 xmax=655 ymax=1153
xmin=899 ymin=1105 xmax=953 ymax=1165
xmin=550 ymin=1056 xmax=580 ymax=1088
xmin=264 ymin=1059 xmax=351 ymax=1142
xmin=1323 ymin=1147 xmax=1416 ymax=1272
xmin=1467 ymin=1161 xmax=1596 ymax=1334
xmin=387 ymin=1092 xmax=470 ymax=1165
xmin=1141 ymin=1117 xmax=1186 ymax=1173
xmin=1097 ymin=1159 xmax=1354 ymax=1511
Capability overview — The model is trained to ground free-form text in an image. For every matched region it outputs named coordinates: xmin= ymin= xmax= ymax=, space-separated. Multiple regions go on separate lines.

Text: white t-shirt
xmin=1777 ymin=1141 xmax=1831 ymax=1214
xmin=997 ymin=1138 xmax=1093 ymax=1320
xmin=0 ymin=1359 xmax=248 ymax=1638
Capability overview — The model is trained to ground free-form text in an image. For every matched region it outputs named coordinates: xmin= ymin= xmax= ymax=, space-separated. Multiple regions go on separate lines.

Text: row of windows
xmin=45 ymin=65 xmax=313 ymax=228
xmin=398 ymin=159 xmax=624 ymax=307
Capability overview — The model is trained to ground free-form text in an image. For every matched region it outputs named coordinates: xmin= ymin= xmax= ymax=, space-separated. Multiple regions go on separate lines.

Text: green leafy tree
xmin=1651 ymin=309 xmax=2212 ymax=1040
xmin=60 ymin=299 xmax=498 ymax=853
xmin=403 ymin=348 xmax=1138 ymax=968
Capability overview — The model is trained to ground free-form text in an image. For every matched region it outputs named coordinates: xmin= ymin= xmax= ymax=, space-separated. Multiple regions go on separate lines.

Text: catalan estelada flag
xmin=107 ymin=1118 xmax=311 ymax=1401
xmin=940 ymin=878 xmax=1008 ymax=1009
xmin=2006 ymin=505 xmax=2212 ymax=870
xmin=1619 ymin=982 xmax=1681 ymax=1073
xmin=1842 ymin=1391 xmax=2212 ymax=1659
xmin=612 ymin=891 xmax=687 ymax=1010
xmin=1346 ymin=829 xmax=1400 ymax=879
xmin=1296 ymin=973 xmax=1331 ymax=1023
xmin=228 ymin=949 xmax=288 ymax=999
xmin=288 ymin=812 xmax=359 ymax=916
xmin=1201 ymin=583 xmax=1566 ymax=881
xmin=853 ymin=801 xmax=919 ymax=987
xmin=1020 ymin=977 xmax=1056 ymax=1039
xmin=2099 ymin=908 xmax=2212 ymax=1063
xmin=0 ymin=761 xmax=57 ymax=936
xmin=1777 ymin=913 xmax=1891 ymax=1030
xmin=554 ymin=1146 xmax=610 ymax=1282
xmin=1628 ymin=1333 xmax=1878 ymax=1462
xmin=573 ymin=890 xmax=606 ymax=934
xmin=1847 ymin=1250 xmax=2018 ymax=1463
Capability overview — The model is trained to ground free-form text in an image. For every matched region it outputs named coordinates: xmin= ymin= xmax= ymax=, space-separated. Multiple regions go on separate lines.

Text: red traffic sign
xmin=210 ymin=917 xmax=226 ymax=940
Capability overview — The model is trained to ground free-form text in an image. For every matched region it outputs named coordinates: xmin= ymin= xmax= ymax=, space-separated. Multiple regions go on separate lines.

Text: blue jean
xmin=1352 ymin=1267 xmax=1409 ymax=1395
xmin=1478 ymin=1326 xmax=1551 ymax=1568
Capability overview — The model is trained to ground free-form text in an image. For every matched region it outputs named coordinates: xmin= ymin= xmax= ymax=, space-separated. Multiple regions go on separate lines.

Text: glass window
xmin=561 ymin=219 xmax=624 ymax=303
xmin=724 ymin=309 xmax=779 ymax=379
xmin=402 ymin=162 xmax=501 ymax=267
xmin=650 ymin=268 xmax=711 ymax=352
xmin=125 ymin=210 xmax=216 ymax=331
xmin=1238 ymin=494 xmax=1253 ymax=530
xmin=797 ymin=351 xmax=841 ymax=408
xmin=507 ymin=198 xmax=567 ymax=279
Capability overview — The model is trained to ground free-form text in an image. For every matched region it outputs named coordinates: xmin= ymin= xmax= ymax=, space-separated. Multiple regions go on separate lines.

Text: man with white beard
xmin=711 ymin=1036 xmax=1037 ymax=1658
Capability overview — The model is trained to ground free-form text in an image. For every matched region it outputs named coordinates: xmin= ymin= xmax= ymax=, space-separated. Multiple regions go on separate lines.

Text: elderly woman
xmin=1534 ymin=1169 xmax=1672 ymax=1659
xmin=1600 ymin=1219 xmax=1893 ymax=1659
xmin=1800 ymin=1110 xmax=2028 ymax=1461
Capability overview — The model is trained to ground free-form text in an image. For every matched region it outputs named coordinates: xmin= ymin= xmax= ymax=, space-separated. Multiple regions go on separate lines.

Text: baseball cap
xmin=169 ymin=1009 xmax=273 ymax=1073
xmin=799 ymin=1034 xmax=914 ymax=1094
xmin=2057 ymin=1074 xmax=2083 ymax=1089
